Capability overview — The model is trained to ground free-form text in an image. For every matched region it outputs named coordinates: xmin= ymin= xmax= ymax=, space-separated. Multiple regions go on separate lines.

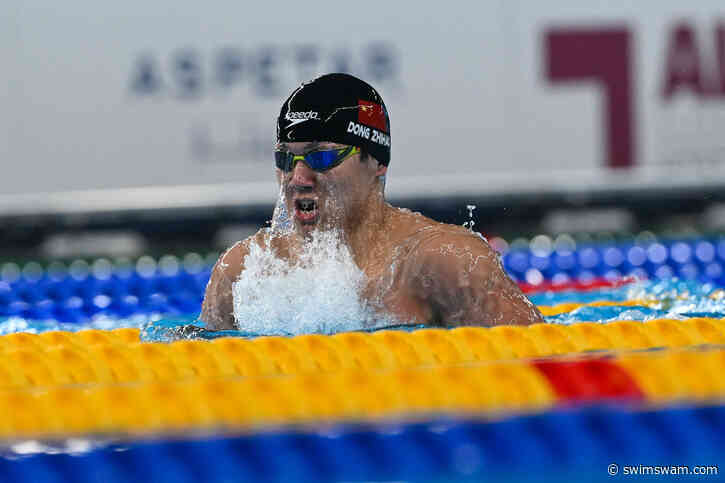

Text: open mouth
xmin=294 ymin=198 xmax=319 ymax=224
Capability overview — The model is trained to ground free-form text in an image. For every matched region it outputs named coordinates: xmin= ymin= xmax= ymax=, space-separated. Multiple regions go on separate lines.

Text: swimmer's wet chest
xmin=360 ymin=254 xmax=435 ymax=324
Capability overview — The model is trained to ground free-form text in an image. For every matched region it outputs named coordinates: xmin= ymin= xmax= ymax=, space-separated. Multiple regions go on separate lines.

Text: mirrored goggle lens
xmin=304 ymin=149 xmax=348 ymax=171
xmin=274 ymin=147 xmax=353 ymax=172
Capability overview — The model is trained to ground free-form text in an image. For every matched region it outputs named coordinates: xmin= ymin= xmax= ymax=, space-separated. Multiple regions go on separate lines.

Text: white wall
xmin=1 ymin=1 xmax=724 ymax=214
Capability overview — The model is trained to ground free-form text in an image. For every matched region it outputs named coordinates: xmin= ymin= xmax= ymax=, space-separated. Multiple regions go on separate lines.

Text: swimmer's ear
xmin=375 ymin=163 xmax=387 ymax=177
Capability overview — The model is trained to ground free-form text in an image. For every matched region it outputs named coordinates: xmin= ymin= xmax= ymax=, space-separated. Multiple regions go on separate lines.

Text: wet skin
xmin=201 ymin=142 xmax=544 ymax=330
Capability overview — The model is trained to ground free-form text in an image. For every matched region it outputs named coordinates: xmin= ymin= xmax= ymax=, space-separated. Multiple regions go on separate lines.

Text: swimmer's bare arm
xmin=411 ymin=232 xmax=544 ymax=327
xmin=200 ymin=241 xmax=248 ymax=331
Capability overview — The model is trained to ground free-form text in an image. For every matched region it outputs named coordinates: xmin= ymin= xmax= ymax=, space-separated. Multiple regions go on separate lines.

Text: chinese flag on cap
xmin=358 ymin=100 xmax=387 ymax=132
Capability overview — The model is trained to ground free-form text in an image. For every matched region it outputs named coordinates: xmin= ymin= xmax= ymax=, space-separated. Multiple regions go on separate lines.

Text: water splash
xmin=139 ymin=317 xmax=427 ymax=342
xmin=231 ymin=229 xmax=399 ymax=336
xmin=271 ymin=183 xmax=292 ymax=233
xmin=462 ymin=205 xmax=477 ymax=231
xmin=140 ymin=317 xmax=240 ymax=342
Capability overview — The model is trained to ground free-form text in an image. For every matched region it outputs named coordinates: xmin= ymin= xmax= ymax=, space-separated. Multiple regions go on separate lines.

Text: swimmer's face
xmin=275 ymin=141 xmax=386 ymax=235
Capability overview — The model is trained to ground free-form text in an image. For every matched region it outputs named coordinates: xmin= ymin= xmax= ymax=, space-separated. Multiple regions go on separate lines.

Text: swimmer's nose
xmin=290 ymin=160 xmax=316 ymax=188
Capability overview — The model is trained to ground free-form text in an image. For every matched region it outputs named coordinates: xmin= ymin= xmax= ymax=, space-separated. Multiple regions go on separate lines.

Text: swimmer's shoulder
xmin=389 ymin=205 xmax=484 ymax=250
xmin=388 ymin=206 xmax=500 ymax=280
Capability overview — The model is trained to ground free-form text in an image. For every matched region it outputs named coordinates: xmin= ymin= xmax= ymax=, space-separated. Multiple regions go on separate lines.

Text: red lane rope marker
xmin=532 ymin=358 xmax=645 ymax=403
xmin=518 ymin=277 xmax=635 ymax=295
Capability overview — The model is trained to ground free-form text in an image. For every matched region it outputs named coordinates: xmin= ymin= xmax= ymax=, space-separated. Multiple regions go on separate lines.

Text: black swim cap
xmin=276 ymin=73 xmax=391 ymax=166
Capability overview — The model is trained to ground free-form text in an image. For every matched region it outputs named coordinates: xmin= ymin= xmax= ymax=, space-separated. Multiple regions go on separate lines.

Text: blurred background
xmin=3 ymin=4 xmax=725 ymax=480
xmin=2 ymin=0 xmax=725 ymax=271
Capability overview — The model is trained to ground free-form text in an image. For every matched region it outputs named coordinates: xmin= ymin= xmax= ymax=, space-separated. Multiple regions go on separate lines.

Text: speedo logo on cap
xmin=285 ymin=111 xmax=319 ymax=120
xmin=285 ymin=111 xmax=319 ymax=127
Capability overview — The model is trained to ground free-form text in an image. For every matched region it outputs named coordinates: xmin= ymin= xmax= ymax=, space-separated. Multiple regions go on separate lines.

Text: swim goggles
xmin=274 ymin=146 xmax=360 ymax=172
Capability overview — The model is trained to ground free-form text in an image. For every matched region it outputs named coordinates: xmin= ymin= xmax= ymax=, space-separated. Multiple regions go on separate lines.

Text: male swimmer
xmin=201 ymin=73 xmax=544 ymax=330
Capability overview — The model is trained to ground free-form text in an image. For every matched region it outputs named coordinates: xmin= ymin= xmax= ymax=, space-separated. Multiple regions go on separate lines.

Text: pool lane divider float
xmin=0 ymin=317 xmax=724 ymax=388
xmin=4 ymin=403 xmax=725 ymax=483
xmin=538 ymin=298 xmax=655 ymax=315
xmin=2 ymin=346 xmax=725 ymax=438
xmin=0 ymin=318 xmax=725 ymax=438
xmin=1 ymin=317 xmax=724 ymax=385
xmin=519 ymin=276 xmax=633 ymax=294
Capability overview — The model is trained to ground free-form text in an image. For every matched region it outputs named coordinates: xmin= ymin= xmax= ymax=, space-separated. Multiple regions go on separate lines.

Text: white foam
xmin=232 ymin=229 xmax=395 ymax=335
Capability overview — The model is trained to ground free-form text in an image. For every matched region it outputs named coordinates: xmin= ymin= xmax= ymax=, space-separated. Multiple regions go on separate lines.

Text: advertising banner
xmin=1 ymin=1 xmax=724 ymax=215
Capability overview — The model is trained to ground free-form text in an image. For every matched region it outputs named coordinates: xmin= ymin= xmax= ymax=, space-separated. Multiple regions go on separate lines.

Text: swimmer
xmin=201 ymin=73 xmax=544 ymax=330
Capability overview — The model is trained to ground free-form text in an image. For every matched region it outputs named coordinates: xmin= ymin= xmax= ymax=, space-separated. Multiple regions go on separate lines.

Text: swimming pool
xmin=1 ymin=234 xmax=724 ymax=482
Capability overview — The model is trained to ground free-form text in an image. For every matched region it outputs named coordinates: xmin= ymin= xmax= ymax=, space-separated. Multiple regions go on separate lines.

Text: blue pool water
xmin=0 ymin=278 xmax=723 ymax=341
xmin=531 ymin=278 xmax=725 ymax=324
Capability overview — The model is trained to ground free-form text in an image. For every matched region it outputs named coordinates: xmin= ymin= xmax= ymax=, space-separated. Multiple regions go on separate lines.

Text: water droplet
xmin=462 ymin=204 xmax=476 ymax=231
